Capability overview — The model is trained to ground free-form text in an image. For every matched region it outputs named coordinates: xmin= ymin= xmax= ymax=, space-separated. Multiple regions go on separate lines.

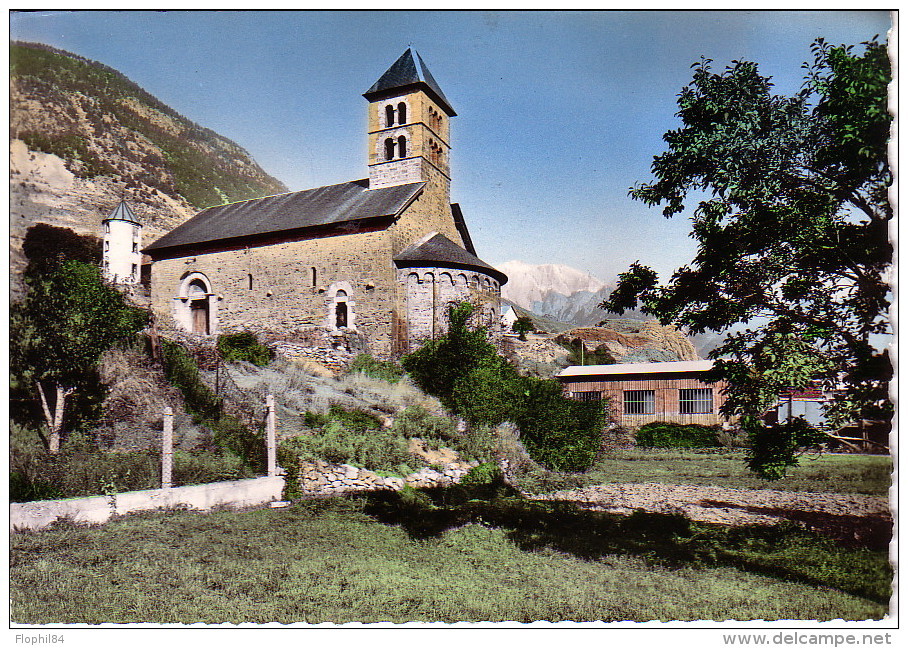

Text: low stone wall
xmin=298 ymin=458 xmax=478 ymax=496
xmin=10 ymin=476 xmax=285 ymax=533
xmin=271 ymin=342 xmax=354 ymax=372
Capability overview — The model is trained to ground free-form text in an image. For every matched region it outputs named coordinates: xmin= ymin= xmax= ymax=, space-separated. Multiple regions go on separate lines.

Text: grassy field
xmin=558 ymin=450 xmax=893 ymax=496
xmin=10 ymin=491 xmax=891 ymax=624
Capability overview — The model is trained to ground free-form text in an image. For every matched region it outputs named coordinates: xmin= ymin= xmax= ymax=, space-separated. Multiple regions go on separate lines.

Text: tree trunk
xmin=36 ymin=381 xmax=74 ymax=454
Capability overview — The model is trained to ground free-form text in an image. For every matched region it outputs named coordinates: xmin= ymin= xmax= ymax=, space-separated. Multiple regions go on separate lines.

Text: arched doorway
xmin=173 ymin=272 xmax=215 ymax=335
xmin=187 ymin=279 xmax=209 ymax=334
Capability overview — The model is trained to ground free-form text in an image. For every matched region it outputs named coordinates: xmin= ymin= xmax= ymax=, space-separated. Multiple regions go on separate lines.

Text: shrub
xmin=512 ymin=377 xmax=604 ymax=472
xmin=327 ymin=404 xmax=383 ymax=432
xmin=635 ymin=422 xmax=723 ymax=449
xmin=459 ymin=462 xmax=503 ymax=486
xmin=279 ymin=421 xmax=410 ymax=473
xmin=217 ymin=333 xmax=274 ymax=366
xmin=348 ymin=354 xmax=404 ymax=383
xmin=160 ymin=340 xmax=221 ymax=419
xmin=401 ymin=302 xmax=604 ymax=472
xmin=160 ymin=339 xmax=263 ymax=471
xmin=172 ymin=450 xmax=252 ymax=485
xmin=391 ymin=405 xmax=456 ymax=444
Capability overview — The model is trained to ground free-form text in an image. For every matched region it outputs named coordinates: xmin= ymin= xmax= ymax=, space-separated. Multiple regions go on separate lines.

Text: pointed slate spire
xmin=364 ymin=48 xmax=456 ymax=116
xmin=104 ymin=199 xmax=141 ymax=225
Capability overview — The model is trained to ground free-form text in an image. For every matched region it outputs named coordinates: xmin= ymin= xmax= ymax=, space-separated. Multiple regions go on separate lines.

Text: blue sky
xmin=10 ymin=10 xmax=893 ymax=283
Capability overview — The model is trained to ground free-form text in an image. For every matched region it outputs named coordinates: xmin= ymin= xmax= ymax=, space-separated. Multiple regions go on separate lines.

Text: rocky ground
xmin=532 ymin=482 xmax=892 ymax=548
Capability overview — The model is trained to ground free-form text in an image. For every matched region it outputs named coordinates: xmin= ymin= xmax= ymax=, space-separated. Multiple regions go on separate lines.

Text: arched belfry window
xmin=384 ymin=137 xmax=396 ymax=161
xmin=397 ymin=136 xmax=407 ymax=157
xmin=385 ymin=105 xmax=395 ymax=128
xmin=397 ymin=102 xmax=407 ymax=124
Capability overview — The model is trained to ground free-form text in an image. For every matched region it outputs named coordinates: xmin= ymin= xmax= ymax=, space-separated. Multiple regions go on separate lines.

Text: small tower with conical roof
xmin=102 ymin=200 xmax=142 ymax=284
xmin=363 ymin=48 xmax=456 ymax=195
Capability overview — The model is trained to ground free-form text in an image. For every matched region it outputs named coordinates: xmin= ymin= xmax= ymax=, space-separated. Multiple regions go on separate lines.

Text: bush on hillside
xmin=279 ymin=421 xmax=411 ymax=474
xmin=159 ymin=339 xmax=264 ymax=471
xmin=635 ymin=422 xmax=723 ymax=449
xmin=402 ymin=302 xmax=605 ymax=472
xmin=349 ymin=354 xmax=404 ymax=383
xmin=217 ymin=333 xmax=274 ymax=367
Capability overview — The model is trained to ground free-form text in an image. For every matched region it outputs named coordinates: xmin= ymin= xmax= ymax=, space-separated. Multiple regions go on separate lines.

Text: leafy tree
xmin=602 ymin=39 xmax=892 ymax=478
xmin=511 ymin=316 xmax=534 ymax=341
xmin=11 ymin=260 xmax=148 ymax=452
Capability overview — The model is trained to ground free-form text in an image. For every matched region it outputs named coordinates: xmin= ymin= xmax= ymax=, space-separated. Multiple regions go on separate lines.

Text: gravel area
xmin=532 ymin=482 xmax=892 ymax=548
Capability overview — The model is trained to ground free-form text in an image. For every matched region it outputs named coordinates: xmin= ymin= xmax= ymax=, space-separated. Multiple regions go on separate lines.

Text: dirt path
xmin=531 ymin=483 xmax=892 ymax=548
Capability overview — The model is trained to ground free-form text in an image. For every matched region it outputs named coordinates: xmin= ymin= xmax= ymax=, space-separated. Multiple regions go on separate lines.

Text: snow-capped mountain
xmin=497 ymin=261 xmax=609 ymax=310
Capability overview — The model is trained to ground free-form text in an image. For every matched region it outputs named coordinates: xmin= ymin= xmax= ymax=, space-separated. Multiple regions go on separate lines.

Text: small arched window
xmin=384 ymin=137 xmax=396 ymax=160
xmin=335 ymin=290 xmax=348 ymax=328
xmin=311 ymin=267 xmax=317 ymax=287
xmin=397 ymin=136 xmax=407 ymax=157
xmin=385 ymin=105 xmax=395 ymax=128
xmin=248 ymin=273 xmax=253 ymax=290
xmin=397 ymin=102 xmax=407 ymax=124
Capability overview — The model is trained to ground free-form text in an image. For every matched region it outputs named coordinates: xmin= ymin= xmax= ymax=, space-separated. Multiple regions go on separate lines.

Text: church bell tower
xmin=363 ymin=48 xmax=456 ymax=197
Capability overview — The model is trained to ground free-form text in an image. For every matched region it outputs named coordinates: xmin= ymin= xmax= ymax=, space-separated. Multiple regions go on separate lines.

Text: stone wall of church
xmin=389 ymin=165 xmax=464 ymax=256
xmin=398 ymin=265 xmax=502 ymax=352
xmin=148 ymin=228 xmax=401 ymax=358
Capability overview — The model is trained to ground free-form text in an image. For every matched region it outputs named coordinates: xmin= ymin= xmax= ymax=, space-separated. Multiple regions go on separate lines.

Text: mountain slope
xmin=10 ymin=42 xmax=288 ymax=211
xmin=9 ymin=41 xmax=289 ymax=298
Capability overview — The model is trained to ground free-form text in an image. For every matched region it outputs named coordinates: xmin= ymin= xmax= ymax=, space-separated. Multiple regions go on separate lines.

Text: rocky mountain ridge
xmin=10 ymin=41 xmax=288 ymax=298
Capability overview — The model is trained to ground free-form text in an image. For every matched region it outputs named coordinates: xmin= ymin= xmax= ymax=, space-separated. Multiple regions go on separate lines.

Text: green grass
xmin=10 ymin=494 xmax=890 ymax=623
xmin=566 ymin=450 xmax=892 ymax=496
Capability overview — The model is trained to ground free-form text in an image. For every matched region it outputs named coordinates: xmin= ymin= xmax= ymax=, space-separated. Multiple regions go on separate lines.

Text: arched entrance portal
xmin=173 ymin=272 xmax=216 ymax=335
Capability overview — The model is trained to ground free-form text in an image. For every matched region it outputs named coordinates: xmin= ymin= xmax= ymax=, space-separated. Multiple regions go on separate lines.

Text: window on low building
xmin=132 ymin=241 xmax=138 ymax=253
xmin=131 ymin=264 xmax=138 ymax=281
xmin=624 ymin=390 xmax=655 ymax=415
xmin=679 ymin=388 xmax=713 ymax=414
xmin=572 ymin=391 xmax=602 ymax=403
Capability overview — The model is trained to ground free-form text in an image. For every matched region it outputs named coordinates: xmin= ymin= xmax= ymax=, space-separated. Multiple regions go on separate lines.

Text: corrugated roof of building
xmin=145 ymin=179 xmax=424 ymax=252
xmin=557 ymin=360 xmax=715 ymax=378
xmin=394 ymin=231 xmax=508 ymax=284
xmin=103 ymin=200 xmax=141 ymax=225
xmin=363 ymin=47 xmax=456 ymax=116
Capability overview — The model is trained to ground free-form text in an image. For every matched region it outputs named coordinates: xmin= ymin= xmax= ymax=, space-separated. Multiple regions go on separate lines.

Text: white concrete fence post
xmin=162 ymin=406 xmax=174 ymax=489
xmin=266 ymin=394 xmax=277 ymax=477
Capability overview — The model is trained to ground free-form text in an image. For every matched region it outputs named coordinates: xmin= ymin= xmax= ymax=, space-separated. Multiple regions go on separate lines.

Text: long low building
xmin=556 ymin=360 xmax=731 ymax=429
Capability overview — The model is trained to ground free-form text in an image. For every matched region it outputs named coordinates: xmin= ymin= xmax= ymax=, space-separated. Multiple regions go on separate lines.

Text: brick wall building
xmin=143 ymin=48 xmax=506 ymax=359
xmin=557 ymin=360 xmax=732 ymax=430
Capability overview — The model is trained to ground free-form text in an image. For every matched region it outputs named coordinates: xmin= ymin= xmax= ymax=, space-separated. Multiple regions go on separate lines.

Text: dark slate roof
xmin=450 ymin=203 xmax=475 ymax=256
xmin=145 ymin=180 xmax=424 ymax=253
xmin=394 ymin=232 xmax=508 ymax=284
xmin=364 ymin=48 xmax=456 ymax=116
xmin=103 ymin=200 xmax=140 ymax=225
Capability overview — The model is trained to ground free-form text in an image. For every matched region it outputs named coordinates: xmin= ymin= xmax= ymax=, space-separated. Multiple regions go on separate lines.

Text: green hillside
xmin=10 ymin=41 xmax=288 ymax=209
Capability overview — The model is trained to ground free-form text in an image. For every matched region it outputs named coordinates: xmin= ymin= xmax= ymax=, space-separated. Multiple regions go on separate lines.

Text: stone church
xmin=142 ymin=48 xmax=507 ymax=359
